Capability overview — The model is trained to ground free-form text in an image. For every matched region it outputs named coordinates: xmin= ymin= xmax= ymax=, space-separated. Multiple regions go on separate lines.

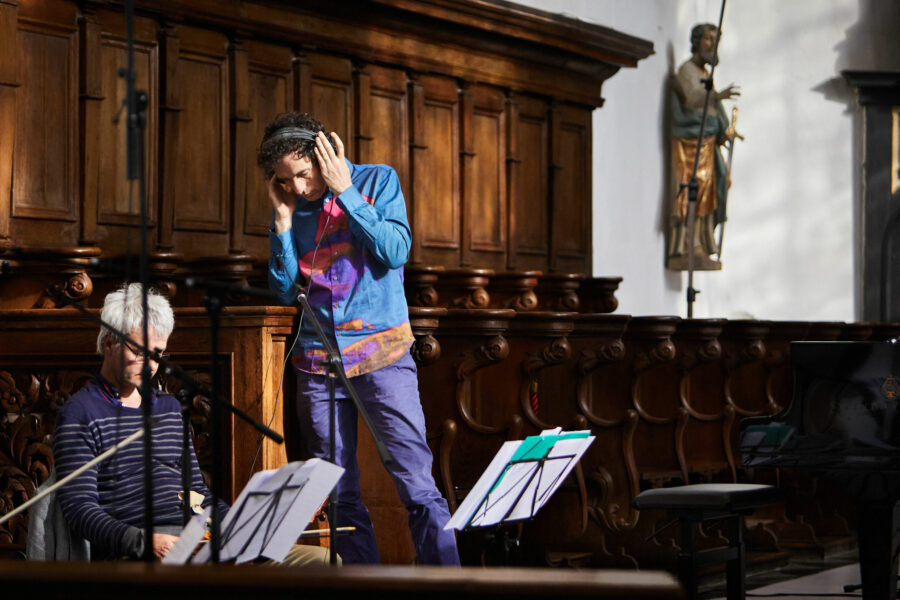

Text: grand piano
xmin=740 ymin=341 xmax=900 ymax=600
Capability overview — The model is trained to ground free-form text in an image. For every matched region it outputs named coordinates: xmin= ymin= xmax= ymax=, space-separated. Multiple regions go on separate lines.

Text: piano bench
xmin=633 ymin=483 xmax=783 ymax=600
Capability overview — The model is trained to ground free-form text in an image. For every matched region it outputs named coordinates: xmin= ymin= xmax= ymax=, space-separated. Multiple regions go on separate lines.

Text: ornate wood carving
xmin=488 ymin=270 xmax=540 ymax=311
xmin=435 ymin=268 xmax=493 ymax=309
xmin=579 ymin=277 xmax=623 ymax=314
xmin=404 ymin=265 xmax=444 ymax=308
xmin=721 ymin=320 xmax=770 ymax=417
xmin=409 ymin=306 xmax=446 ymax=366
xmin=536 ymin=272 xmax=583 ymax=311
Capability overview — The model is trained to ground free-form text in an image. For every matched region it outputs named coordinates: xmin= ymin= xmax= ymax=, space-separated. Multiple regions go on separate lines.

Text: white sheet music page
xmin=174 ymin=458 xmax=344 ymax=564
xmin=444 ymin=430 xmax=594 ymax=530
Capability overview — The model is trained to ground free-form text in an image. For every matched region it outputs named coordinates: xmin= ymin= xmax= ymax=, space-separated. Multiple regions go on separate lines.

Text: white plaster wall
xmin=512 ymin=0 xmax=861 ymax=320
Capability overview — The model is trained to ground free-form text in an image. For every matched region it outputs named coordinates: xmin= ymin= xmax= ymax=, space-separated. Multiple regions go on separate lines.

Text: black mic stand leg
xmin=202 ymin=291 xmax=224 ymax=564
xmin=327 ymin=354 xmax=339 ymax=566
xmin=177 ymin=385 xmax=196 ymax=526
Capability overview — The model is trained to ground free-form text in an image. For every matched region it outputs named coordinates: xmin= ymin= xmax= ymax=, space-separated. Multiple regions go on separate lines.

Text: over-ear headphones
xmin=265 ymin=127 xmax=338 ymax=154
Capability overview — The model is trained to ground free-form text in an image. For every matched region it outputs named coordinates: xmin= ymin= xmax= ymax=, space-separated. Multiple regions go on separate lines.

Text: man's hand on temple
xmin=152 ymin=532 xmax=179 ymax=560
xmin=314 ymin=131 xmax=353 ymax=196
xmin=268 ymin=172 xmax=298 ymax=235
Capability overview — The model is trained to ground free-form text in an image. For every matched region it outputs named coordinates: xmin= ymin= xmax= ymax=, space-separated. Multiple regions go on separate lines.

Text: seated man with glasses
xmin=51 ymin=284 xmax=330 ymax=564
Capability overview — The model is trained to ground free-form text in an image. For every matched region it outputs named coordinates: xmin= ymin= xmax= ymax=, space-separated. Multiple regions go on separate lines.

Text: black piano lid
xmin=740 ymin=340 xmax=900 ymax=474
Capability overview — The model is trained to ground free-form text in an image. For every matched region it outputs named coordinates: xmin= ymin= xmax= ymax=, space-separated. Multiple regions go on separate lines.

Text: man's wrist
xmin=273 ymin=219 xmax=292 ymax=235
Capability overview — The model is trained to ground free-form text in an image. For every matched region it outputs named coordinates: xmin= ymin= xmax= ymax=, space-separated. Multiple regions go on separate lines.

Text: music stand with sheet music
xmin=444 ymin=428 xmax=594 ymax=562
xmin=163 ymin=458 xmax=344 ymax=564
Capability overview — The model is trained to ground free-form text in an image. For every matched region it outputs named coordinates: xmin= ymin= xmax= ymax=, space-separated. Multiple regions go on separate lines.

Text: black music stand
xmin=164 ymin=458 xmax=344 ymax=564
xmin=445 ymin=429 xmax=594 ymax=550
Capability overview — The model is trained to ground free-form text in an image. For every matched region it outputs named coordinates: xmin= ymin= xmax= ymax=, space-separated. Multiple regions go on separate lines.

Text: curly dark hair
xmin=690 ymin=23 xmax=717 ymax=54
xmin=257 ymin=112 xmax=326 ymax=178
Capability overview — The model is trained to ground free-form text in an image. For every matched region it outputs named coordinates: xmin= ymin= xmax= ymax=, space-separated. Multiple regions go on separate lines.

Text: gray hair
xmin=96 ymin=283 xmax=175 ymax=355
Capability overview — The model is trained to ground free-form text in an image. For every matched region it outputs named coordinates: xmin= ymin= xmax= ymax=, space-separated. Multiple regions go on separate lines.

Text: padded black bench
xmin=633 ymin=483 xmax=783 ymax=600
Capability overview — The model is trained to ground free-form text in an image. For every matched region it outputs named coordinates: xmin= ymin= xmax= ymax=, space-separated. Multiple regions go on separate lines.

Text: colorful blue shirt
xmin=268 ymin=160 xmax=414 ymax=377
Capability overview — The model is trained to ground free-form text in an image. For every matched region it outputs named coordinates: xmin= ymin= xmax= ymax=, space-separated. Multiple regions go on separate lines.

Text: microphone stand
xmin=684 ymin=0 xmax=727 ymax=318
xmin=177 ymin=383 xmax=197 ymax=526
xmin=296 ymin=292 xmax=396 ymax=565
xmin=203 ymin=288 xmax=224 ymax=563
xmin=119 ymin=0 xmax=155 ymax=562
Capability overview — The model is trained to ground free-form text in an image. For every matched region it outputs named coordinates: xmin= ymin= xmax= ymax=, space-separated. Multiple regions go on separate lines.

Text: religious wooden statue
xmin=667 ymin=23 xmax=740 ymax=271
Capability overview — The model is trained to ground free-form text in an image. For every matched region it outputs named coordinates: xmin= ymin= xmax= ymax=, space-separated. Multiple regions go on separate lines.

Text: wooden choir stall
xmin=0 ymin=0 xmax=886 ymax=593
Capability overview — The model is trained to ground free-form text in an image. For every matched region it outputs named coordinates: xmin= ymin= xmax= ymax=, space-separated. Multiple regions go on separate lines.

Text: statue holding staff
xmin=667 ymin=23 xmax=741 ymax=270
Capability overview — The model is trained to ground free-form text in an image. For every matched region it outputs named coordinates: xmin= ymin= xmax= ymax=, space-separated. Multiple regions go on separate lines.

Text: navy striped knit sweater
xmin=52 ymin=375 xmax=219 ymax=559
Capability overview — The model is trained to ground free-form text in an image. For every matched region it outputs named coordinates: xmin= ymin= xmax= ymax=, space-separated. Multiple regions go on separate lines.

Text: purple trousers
xmin=295 ymin=352 xmax=460 ymax=565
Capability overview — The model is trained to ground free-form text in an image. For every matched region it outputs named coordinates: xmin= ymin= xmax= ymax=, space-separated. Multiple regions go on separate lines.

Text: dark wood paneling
xmin=228 ymin=37 xmax=251 ymax=253
xmin=0 ymin=0 xmax=643 ymax=276
xmin=243 ymin=40 xmax=292 ymax=254
xmin=409 ymin=73 xmax=460 ymax=266
xmin=509 ymin=95 xmax=548 ymax=271
xmin=461 ymin=84 xmax=506 ymax=269
xmin=82 ymin=9 xmax=159 ymax=250
xmin=358 ymin=64 xmax=409 ymax=195
xmin=550 ymin=104 xmax=591 ymax=274
xmin=303 ymin=52 xmax=352 ymax=144
xmin=13 ymin=7 xmax=77 ymax=225
xmin=0 ymin=0 xmax=18 ymax=245
xmin=170 ymin=27 xmax=229 ymax=241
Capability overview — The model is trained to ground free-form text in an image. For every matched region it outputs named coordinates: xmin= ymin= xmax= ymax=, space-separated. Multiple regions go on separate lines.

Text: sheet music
xmin=444 ymin=430 xmax=594 ymax=530
xmin=167 ymin=458 xmax=344 ymax=564
xmin=162 ymin=508 xmax=211 ymax=565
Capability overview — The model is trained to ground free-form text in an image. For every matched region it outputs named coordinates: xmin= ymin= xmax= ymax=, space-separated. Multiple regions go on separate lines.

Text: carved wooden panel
xmin=409 ymin=74 xmax=460 ymax=265
xmin=509 ymin=94 xmax=548 ymax=271
xmin=550 ymin=104 xmax=591 ymax=273
xmin=12 ymin=7 xmax=77 ymax=226
xmin=168 ymin=26 xmax=229 ymax=249
xmin=243 ymin=41 xmax=292 ymax=249
xmin=0 ymin=362 xmax=93 ymax=550
xmin=461 ymin=84 xmax=506 ymax=270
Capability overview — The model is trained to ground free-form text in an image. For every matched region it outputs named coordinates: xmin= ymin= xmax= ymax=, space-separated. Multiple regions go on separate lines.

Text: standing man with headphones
xmin=259 ymin=112 xmax=459 ymax=565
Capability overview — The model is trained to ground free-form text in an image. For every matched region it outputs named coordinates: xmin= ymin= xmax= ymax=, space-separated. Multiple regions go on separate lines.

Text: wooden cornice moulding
xmin=804 ymin=320 xmax=845 ymax=341
xmin=838 ymin=321 xmax=875 ymax=341
xmin=371 ymin=0 xmax=652 ymax=66
xmin=872 ymin=321 xmax=900 ymax=340
xmin=132 ymin=0 xmax=653 ymax=106
xmin=572 ymin=311 xmax=630 ymax=334
xmin=764 ymin=320 xmax=810 ymax=344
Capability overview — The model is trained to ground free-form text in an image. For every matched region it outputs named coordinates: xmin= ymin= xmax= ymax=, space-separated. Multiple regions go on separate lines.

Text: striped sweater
xmin=52 ymin=375 xmax=219 ymax=559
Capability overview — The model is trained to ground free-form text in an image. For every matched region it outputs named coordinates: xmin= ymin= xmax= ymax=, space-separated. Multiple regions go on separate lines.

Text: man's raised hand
xmin=268 ymin=172 xmax=297 ymax=235
xmin=314 ymin=131 xmax=352 ymax=196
